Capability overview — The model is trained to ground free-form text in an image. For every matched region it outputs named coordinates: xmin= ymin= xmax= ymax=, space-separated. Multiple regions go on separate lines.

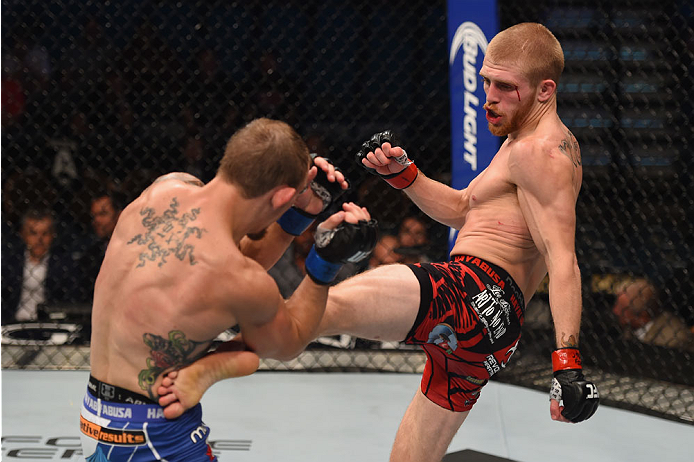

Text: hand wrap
xmin=305 ymin=219 xmax=379 ymax=285
xmin=278 ymin=154 xmax=350 ymax=236
xmin=549 ymin=348 xmax=600 ymax=423
xmin=355 ymin=131 xmax=418 ymax=189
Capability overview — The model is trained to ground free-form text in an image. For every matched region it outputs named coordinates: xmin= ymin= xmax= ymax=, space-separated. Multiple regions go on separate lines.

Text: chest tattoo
xmin=127 ymin=197 xmax=207 ymax=267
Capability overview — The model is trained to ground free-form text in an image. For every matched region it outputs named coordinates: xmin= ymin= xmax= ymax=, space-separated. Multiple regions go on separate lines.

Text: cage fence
xmin=2 ymin=0 xmax=693 ymax=425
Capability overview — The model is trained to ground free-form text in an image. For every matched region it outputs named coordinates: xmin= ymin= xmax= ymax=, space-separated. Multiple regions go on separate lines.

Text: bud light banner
xmin=447 ymin=1 xmax=498 ymax=250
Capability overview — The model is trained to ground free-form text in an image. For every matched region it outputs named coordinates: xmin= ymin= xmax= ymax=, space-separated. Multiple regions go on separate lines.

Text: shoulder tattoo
xmin=127 ymin=197 xmax=207 ymax=268
xmin=138 ymin=330 xmax=213 ymax=399
xmin=558 ymin=129 xmax=581 ymax=168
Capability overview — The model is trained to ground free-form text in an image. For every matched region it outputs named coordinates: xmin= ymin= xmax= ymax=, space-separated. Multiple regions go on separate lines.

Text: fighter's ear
xmin=538 ymin=79 xmax=557 ymax=102
xmin=271 ymin=186 xmax=296 ymax=210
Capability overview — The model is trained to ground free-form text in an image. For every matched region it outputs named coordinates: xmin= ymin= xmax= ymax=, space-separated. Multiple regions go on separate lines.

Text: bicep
xmin=513 ymin=150 xmax=577 ymax=262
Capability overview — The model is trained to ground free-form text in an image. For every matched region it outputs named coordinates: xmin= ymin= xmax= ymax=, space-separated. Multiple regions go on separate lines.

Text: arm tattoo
xmin=127 ymin=197 xmax=206 ymax=268
xmin=138 ymin=330 xmax=213 ymax=399
xmin=558 ymin=130 xmax=581 ymax=168
xmin=560 ymin=333 xmax=579 ymax=348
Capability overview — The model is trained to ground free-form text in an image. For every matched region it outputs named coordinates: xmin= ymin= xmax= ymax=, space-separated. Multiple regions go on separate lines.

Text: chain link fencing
xmin=2 ymin=0 xmax=693 ymax=424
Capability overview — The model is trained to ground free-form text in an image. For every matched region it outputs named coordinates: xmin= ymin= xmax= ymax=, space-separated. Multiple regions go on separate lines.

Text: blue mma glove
xmin=305 ymin=219 xmax=379 ymax=284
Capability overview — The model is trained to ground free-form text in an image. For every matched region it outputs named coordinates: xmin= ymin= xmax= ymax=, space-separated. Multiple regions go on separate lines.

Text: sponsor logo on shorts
xmin=483 ymin=354 xmax=501 ymax=376
xmin=190 ymin=424 xmax=209 ymax=443
xmin=462 ymin=256 xmax=504 ymax=288
xmin=483 ymin=340 xmax=520 ymax=377
xmin=471 ymin=284 xmax=512 ymax=344
xmin=84 ymin=395 xmax=134 ymax=419
xmin=99 ymin=383 xmax=115 ymax=400
xmin=80 ymin=415 xmax=146 ymax=446
xmin=427 ymin=323 xmax=458 ymax=354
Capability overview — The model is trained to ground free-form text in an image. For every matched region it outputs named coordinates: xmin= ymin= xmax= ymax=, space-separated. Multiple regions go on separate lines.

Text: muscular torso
xmin=451 ymin=116 xmax=582 ymax=303
xmin=89 ymin=181 xmax=243 ymax=400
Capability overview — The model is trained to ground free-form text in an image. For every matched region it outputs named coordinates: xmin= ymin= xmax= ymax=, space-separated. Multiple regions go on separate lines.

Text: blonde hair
xmin=217 ymin=118 xmax=310 ymax=198
xmin=487 ymin=22 xmax=564 ymax=86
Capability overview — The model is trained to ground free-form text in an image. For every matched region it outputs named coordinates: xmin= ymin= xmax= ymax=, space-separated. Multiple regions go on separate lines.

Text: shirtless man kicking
xmin=79 ymin=118 xmax=377 ymax=462
xmin=157 ymin=23 xmax=600 ymax=461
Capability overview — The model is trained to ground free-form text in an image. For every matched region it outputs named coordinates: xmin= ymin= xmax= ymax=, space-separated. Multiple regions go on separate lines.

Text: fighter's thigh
xmin=390 ymin=389 xmax=469 ymax=462
xmin=321 ymin=263 xmax=421 ymax=341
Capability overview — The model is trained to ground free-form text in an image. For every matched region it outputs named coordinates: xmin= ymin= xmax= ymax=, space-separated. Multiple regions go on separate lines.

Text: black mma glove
xmin=308 ymin=153 xmax=349 ymax=213
xmin=305 ymin=219 xmax=379 ymax=285
xmin=278 ymin=154 xmax=350 ymax=236
xmin=549 ymin=348 xmax=600 ymax=423
xmin=355 ymin=131 xmax=418 ymax=189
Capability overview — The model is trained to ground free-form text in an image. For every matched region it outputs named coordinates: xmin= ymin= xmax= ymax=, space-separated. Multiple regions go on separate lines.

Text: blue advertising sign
xmin=447 ymin=1 xmax=498 ymax=250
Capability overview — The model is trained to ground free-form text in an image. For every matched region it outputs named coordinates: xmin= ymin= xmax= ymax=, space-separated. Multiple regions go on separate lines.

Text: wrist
xmin=552 ymin=347 xmax=582 ymax=372
xmin=382 ymin=162 xmax=418 ymax=189
xmin=277 ymin=207 xmax=316 ymax=236
xmin=304 ymin=245 xmax=342 ymax=285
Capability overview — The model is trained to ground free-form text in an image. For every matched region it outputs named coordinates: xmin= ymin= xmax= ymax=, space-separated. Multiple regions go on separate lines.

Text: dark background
xmin=2 ymin=0 xmax=693 ymax=422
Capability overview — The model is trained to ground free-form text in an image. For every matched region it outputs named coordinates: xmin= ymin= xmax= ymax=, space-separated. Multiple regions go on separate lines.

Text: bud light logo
xmin=446 ymin=1 xmax=498 ymax=252
xmin=449 ymin=21 xmax=489 ymax=172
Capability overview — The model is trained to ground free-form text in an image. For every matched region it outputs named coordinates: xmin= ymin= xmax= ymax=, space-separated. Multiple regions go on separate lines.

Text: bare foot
xmin=157 ymin=367 xmax=204 ymax=419
xmin=157 ymin=345 xmax=260 ymax=419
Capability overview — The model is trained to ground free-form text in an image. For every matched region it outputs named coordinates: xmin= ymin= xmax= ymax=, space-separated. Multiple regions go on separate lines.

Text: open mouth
xmin=486 ymin=108 xmax=502 ymax=124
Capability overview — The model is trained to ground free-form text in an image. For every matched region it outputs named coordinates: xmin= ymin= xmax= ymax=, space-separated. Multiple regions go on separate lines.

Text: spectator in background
xmin=268 ymin=222 xmax=317 ymax=298
xmin=396 ymin=215 xmax=432 ymax=263
xmin=612 ymin=278 xmax=694 ymax=352
xmin=82 ymin=190 xmax=125 ymax=297
xmin=1 ymin=208 xmax=88 ymax=324
xmin=369 ymin=234 xmax=403 ymax=267
xmin=91 ymin=191 xmax=123 ymax=243
xmin=368 ymin=216 xmax=433 ymax=268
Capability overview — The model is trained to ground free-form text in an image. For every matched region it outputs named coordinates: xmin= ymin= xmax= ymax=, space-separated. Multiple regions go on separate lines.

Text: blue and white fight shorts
xmin=80 ymin=376 xmax=216 ymax=461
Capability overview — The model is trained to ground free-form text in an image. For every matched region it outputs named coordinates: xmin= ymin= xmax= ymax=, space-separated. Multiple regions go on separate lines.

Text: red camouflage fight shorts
xmin=404 ymin=255 xmax=526 ymax=412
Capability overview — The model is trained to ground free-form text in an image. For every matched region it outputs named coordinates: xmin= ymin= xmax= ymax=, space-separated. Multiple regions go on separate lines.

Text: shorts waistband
xmin=83 ymin=390 xmax=167 ymax=422
xmin=88 ymin=375 xmax=157 ymax=405
xmin=451 ymin=255 xmax=525 ymax=308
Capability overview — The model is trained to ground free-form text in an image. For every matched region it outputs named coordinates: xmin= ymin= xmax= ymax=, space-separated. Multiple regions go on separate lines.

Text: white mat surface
xmin=2 ymin=370 xmax=692 ymax=461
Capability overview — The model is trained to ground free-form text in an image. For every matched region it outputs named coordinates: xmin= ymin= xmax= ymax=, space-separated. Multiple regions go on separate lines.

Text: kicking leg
xmin=319 ymin=263 xmax=421 ymax=341
xmin=390 ymin=389 xmax=469 ymax=462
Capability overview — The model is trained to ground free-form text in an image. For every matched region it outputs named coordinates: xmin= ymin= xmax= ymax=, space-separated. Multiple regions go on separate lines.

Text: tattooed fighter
xmin=79 ymin=118 xmax=377 ymax=461
xmin=157 ymin=23 xmax=599 ymax=462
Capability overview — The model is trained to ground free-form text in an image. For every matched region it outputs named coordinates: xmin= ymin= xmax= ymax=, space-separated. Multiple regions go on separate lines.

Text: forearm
xmin=403 ymin=170 xmax=468 ymax=229
xmin=239 ymin=223 xmax=295 ymax=270
xmin=182 ymin=346 xmax=259 ymax=385
xmin=547 ymin=256 xmax=583 ymax=348
xmin=270 ymin=278 xmax=329 ymax=360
